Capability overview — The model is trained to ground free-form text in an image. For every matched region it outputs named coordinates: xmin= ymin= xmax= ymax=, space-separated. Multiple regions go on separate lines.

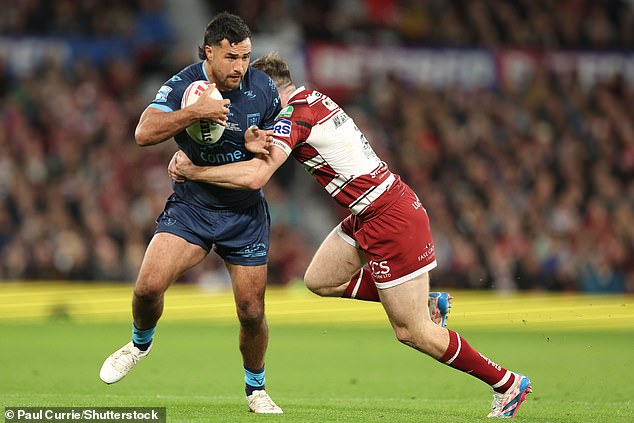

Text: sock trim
xmin=244 ymin=367 xmax=265 ymax=388
xmin=492 ymin=370 xmax=512 ymax=389
xmin=132 ymin=324 xmax=155 ymax=346
xmin=444 ymin=332 xmax=462 ymax=365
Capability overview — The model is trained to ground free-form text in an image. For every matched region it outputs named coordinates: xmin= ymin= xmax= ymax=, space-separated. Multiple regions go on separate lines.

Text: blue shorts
xmin=155 ymin=194 xmax=270 ymax=266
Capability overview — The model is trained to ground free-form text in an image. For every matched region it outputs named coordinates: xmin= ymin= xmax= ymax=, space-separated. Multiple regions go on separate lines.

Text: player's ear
xmin=205 ymin=45 xmax=213 ymax=61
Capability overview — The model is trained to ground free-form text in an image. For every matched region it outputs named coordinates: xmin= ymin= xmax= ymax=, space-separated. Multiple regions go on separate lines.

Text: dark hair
xmin=197 ymin=12 xmax=252 ymax=60
xmin=251 ymin=52 xmax=293 ymax=88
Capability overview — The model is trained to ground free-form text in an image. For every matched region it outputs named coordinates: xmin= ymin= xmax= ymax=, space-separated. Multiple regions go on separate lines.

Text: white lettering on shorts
xmin=369 ymin=260 xmax=392 ymax=280
xmin=418 ymin=243 xmax=435 ymax=262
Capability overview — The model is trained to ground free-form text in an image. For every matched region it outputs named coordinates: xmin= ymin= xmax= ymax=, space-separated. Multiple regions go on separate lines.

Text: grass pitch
xmin=0 ymin=283 xmax=633 ymax=422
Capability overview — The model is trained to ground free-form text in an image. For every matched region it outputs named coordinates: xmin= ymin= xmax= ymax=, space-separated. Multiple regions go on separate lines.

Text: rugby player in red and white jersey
xmin=168 ymin=53 xmax=532 ymax=418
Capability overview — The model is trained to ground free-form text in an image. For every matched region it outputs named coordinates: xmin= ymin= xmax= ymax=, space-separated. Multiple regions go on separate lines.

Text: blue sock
xmin=244 ymin=366 xmax=265 ymax=396
xmin=132 ymin=324 xmax=155 ymax=351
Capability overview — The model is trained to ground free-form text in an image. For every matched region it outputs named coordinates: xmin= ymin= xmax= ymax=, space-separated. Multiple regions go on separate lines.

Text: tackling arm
xmin=168 ymin=146 xmax=288 ymax=190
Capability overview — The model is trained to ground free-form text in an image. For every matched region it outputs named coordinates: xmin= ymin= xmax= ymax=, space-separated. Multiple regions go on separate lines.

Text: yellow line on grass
xmin=0 ymin=282 xmax=632 ymax=330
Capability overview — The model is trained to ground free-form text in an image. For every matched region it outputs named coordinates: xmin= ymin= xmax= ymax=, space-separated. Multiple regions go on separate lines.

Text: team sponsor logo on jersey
xmin=271 ymin=139 xmax=292 ymax=155
xmin=243 ymin=90 xmax=256 ymax=99
xmin=321 ymin=96 xmax=337 ymax=110
xmin=199 ymin=147 xmax=246 ymax=164
xmin=273 ymin=119 xmax=292 ymax=137
xmin=154 ymin=85 xmax=172 ymax=103
xmin=277 ymin=105 xmax=294 ymax=119
xmin=306 ymin=91 xmax=322 ymax=104
xmin=225 ymin=122 xmax=241 ymax=132
xmin=332 ymin=111 xmax=349 ymax=128
xmin=247 ymin=113 xmax=260 ymax=128
xmin=168 ymin=75 xmax=182 ymax=82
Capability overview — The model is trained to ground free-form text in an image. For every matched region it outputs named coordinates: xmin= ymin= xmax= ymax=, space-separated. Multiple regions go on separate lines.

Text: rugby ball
xmin=181 ymin=81 xmax=225 ymax=145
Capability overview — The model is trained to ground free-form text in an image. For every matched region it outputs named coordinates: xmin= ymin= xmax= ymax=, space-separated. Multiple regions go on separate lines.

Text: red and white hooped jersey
xmin=270 ymin=87 xmax=398 ymax=216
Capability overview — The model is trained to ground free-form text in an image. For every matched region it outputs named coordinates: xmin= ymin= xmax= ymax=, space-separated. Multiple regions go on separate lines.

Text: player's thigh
xmin=226 ymin=262 xmax=268 ymax=317
xmin=136 ymin=232 xmax=208 ymax=294
xmin=304 ymin=226 xmax=366 ymax=290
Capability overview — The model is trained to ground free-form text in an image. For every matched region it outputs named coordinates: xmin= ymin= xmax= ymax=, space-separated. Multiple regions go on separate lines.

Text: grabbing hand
xmin=168 ymin=150 xmax=195 ymax=183
xmin=245 ymin=125 xmax=273 ymax=155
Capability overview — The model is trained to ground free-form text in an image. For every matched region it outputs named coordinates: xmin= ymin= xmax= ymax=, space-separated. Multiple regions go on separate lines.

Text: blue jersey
xmin=149 ymin=62 xmax=280 ymax=209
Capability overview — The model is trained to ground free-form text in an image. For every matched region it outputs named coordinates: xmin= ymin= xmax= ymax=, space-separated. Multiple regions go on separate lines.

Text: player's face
xmin=206 ymin=39 xmax=251 ymax=91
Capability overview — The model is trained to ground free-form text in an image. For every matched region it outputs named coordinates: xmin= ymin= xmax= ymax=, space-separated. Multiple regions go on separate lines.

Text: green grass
xmin=1 ymin=320 xmax=633 ymax=422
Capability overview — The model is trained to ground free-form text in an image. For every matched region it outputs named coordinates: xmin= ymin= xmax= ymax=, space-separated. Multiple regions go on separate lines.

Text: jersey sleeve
xmin=148 ymin=74 xmax=188 ymax=113
xmin=270 ymin=103 xmax=312 ymax=154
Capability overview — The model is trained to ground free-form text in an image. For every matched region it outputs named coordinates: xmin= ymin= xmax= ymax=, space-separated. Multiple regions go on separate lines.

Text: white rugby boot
xmin=487 ymin=373 xmax=532 ymax=418
xmin=99 ymin=341 xmax=152 ymax=384
xmin=246 ymin=390 xmax=283 ymax=414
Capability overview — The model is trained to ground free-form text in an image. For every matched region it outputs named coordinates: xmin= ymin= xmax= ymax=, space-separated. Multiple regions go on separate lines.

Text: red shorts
xmin=337 ymin=183 xmax=437 ymax=289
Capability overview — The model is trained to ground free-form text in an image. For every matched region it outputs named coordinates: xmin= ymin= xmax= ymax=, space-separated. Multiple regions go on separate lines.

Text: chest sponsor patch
xmin=277 ymin=105 xmax=294 ymax=119
xmin=273 ymin=119 xmax=292 ymax=138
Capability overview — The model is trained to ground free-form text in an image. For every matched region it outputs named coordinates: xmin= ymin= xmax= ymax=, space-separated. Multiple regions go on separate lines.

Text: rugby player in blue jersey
xmin=99 ymin=12 xmax=283 ymax=414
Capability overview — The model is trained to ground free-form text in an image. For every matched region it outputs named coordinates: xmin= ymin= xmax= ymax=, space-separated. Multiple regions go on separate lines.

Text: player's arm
xmin=135 ymin=85 xmax=230 ymax=146
xmin=168 ymin=147 xmax=288 ymax=190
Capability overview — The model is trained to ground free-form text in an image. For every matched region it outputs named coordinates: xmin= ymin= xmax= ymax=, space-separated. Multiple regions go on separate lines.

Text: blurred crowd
xmin=0 ymin=0 xmax=633 ymax=292
xmin=346 ymin=70 xmax=633 ymax=293
xmin=1 ymin=0 xmax=172 ymax=71
xmin=226 ymin=0 xmax=633 ymax=49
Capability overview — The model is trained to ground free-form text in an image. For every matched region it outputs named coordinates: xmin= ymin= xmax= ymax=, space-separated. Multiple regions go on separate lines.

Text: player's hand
xmin=168 ymin=150 xmax=195 ymax=183
xmin=244 ymin=125 xmax=272 ymax=155
xmin=191 ymin=83 xmax=230 ymax=126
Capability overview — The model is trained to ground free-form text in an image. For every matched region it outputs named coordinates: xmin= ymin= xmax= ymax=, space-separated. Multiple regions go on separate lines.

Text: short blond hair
xmin=251 ymin=52 xmax=293 ymax=88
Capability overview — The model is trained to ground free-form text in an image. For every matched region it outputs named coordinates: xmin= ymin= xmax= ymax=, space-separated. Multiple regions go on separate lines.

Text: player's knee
xmin=303 ymin=272 xmax=319 ymax=294
xmin=133 ymin=282 xmax=164 ymax=303
xmin=393 ymin=321 xmax=439 ymax=354
xmin=304 ymin=271 xmax=330 ymax=297
xmin=393 ymin=326 xmax=416 ymax=346
xmin=235 ymin=299 xmax=264 ymax=328
xmin=305 ymin=281 xmax=324 ymax=296
xmin=305 ymin=281 xmax=331 ymax=297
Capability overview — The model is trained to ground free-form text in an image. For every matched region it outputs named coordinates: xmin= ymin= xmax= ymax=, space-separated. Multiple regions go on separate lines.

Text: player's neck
xmin=280 ymin=84 xmax=297 ymax=107
xmin=203 ymin=60 xmax=217 ymax=85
